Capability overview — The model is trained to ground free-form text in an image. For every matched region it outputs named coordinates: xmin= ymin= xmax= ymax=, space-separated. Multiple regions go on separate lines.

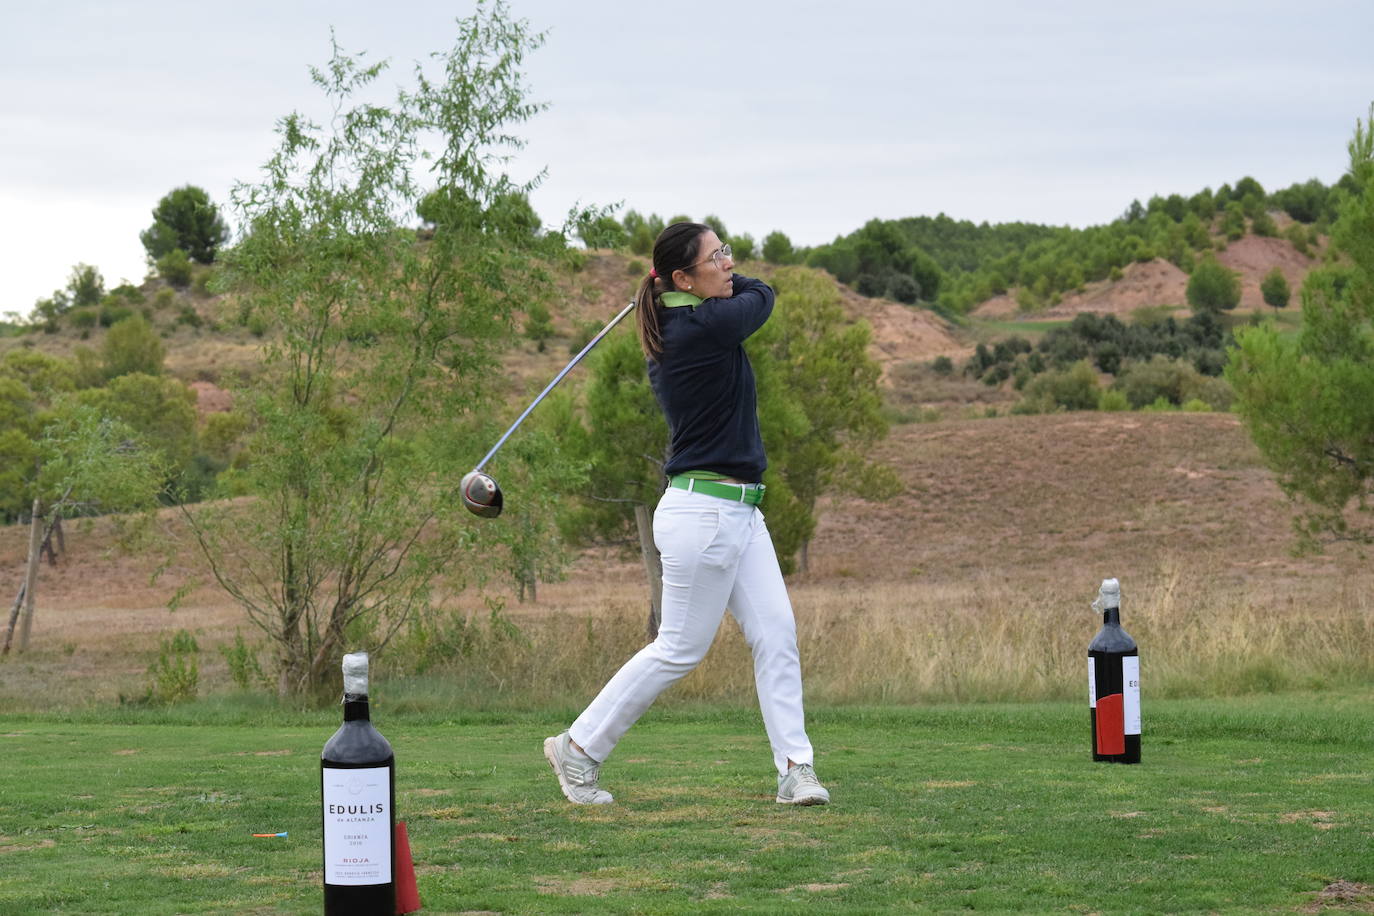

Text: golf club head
xmin=460 ymin=470 xmax=503 ymax=518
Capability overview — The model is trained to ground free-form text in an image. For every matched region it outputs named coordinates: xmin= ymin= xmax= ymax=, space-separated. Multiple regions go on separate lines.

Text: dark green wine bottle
xmin=1088 ymin=578 xmax=1140 ymax=764
xmin=322 ymin=652 xmax=396 ymax=914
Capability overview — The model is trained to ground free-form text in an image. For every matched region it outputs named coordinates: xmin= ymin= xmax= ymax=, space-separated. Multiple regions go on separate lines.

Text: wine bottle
xmin=1088 ymin=578 xmax=1141 ymax=764
xmin=322 ymin=652 xmax=396 ymax=914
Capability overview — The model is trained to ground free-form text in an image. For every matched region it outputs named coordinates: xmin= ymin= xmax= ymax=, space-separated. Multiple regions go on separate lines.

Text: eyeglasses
xmin=684 ymin=244 xmax=732 ymax=272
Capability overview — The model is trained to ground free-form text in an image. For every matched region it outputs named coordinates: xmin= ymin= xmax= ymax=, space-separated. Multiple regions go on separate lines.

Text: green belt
xmin=668 ymin=475 xmax=765 ymax=506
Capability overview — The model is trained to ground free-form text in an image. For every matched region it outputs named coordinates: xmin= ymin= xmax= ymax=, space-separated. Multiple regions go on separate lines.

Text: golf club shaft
xmin=474 ymin=299 xmax=636 ymax=472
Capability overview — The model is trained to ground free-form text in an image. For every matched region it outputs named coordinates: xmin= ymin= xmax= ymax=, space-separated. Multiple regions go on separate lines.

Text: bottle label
xmin=322 ymin=765 xmax=391 ymax=885
xmin=1087 ymin=658 xmax=1096 ymax=707
xmin=1123 ymin=655 xmax=1141 ymax=736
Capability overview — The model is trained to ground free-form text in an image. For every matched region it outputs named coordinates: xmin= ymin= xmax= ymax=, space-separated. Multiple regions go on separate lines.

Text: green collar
xmin=661 ymin=291 xmax=703 ymax=308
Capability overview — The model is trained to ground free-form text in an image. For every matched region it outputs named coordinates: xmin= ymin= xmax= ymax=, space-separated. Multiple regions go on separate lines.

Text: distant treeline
xmin=584 ymin=174 xmax=1351 ymax=315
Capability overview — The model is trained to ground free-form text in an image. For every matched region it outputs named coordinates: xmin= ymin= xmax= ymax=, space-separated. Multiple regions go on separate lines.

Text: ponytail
xmin=635 ymin=221 xmax=711 ymax=361
xmin=635 ymin=274 xmax=665 ymax=360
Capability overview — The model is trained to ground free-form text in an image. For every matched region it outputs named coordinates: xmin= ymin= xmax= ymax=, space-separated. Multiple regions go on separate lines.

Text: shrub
xmin=523 ymin=301 xmax=554 ymax=351
xmin=157 ymin=248 xmax=193 ymax=288
xmin=931 ymin=355 xmax=954 ymax=376
xmin=69 ymin=308 xmax=98 ymax=329
xmin=191 ymin=265 xmax=215 ymax=297
xmin=145 ymin=629 xmax=199 ymax=704
xmin=219 ymin=631 xmax=266 ymax=690
xmin=568 ymin=318 xmax=601 ymax=354
xmin=1098 ymin=389 xmax=1130 ymax=411
xmin=1181 ymin=398 xmax=1211 ymax=412
xmin=1251 ymin=210 xmax=1278 ymax=237
xmin=1222 ymin=202 xmax=1246 ymax=240
xmin=102 ymin=315 xmax=164 ymax=378
xmin=97 ymin=304 xmax=133 ymax=327
xmin=152 ymin=287 xmax=177 ymax=310
xmin=1284 ymin=222 xmax=1313 ymax=256
xmin=1020 ymin=360 xmax=1100 ymax=411
xmin=176 ymin=305 xmax=204 ymax=329
xmin=981 ymin=363 xmax=1011 ymax=386
xmin=1195 ymin=375 xmax=1234 ymax=411
xmin=888 ymin=274 xmax=920 ymax=304
xmin=1114 ymin=355 xmax=1232 ymax=409
xmin=109 ymin=282 xmax=145 ymax=304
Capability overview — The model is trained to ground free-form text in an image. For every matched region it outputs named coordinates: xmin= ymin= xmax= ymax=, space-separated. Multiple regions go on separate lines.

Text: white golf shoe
xmin=776 ymin=763 xmax=830 ymax=805
xmin=544 ymin=732 xmax=613 ymax=805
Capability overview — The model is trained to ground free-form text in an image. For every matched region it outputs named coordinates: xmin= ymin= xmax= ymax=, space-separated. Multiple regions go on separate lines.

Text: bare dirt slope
xmin=973 ymin=234 xmax=1319 ymax=320
xmin=810 ymin=412 xmax=1345 ymax=591
xmin=1215 ymin=235 xmax=1316 ymax=311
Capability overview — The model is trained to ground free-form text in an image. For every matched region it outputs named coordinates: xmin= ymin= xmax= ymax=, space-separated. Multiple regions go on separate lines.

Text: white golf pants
xmin=569 ymin=486 xmax=814 ymax=776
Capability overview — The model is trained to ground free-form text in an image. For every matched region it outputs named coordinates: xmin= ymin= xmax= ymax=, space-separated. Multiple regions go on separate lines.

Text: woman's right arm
xmin=701 ymin=275 xmax=775 ymax=346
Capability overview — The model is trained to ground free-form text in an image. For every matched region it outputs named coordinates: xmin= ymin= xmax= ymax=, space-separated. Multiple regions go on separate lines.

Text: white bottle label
xmin=322 ymin=765 xmax=392 ymax=885
xmin=1123 ymin=656 xmax=1141 ymax=736
xmin=1087 ymin=658 xmax=1097 ymax=707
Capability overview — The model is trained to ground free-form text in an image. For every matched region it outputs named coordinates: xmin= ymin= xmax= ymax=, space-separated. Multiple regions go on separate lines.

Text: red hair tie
xmin=649 ymin=267 xmax=658 ymax=279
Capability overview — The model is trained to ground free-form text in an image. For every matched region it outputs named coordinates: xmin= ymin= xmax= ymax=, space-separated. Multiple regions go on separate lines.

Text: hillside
xmin=974 ymin=235 xmax=1318 ymax=320
xmin=3 ymin=410 xmax=1368 ymax=706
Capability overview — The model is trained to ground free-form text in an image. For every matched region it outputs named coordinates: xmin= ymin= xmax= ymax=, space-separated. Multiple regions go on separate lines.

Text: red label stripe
xmin=1095 ymin=693 xmax=1125 ymax=755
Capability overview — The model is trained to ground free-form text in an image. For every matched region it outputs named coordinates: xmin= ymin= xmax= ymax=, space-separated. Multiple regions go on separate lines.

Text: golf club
xmin=461 ymin=299 xmax=637 ymax=518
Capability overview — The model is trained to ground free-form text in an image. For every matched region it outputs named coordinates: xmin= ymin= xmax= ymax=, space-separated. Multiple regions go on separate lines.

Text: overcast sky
xmin=2 ymin=1 xmax=1371 ymax=315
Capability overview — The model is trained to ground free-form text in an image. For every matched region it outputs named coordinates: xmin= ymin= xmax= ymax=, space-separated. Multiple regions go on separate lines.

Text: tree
xmin=762 ymin=230 xmax=795 ymax=264
xmin=4 ymin=406 xmax=165 ymax=654
xmin=74 ymin=373 xmax=198 ymax=481
xmin=67 ymin=263 xmax=104 ymax=308
xmin=1234 ymin=175 xmax=1266 ymax=201
xmin=1260 ymin=266 xmax=1291 ymax=312
xmin=140 ymin=185 xmax=231 ymax=264
xmin=748 ymin=266 xmax=899 ymax=573
xmin=1221 ymin=201 xmax=1247 ymax=240
xmin=552 ymin=328 xmax=668 ymax=629
xmin=185 ymin=7 xmax=571 ymax=695
xmin=1186 ymin=257 xmax=1241 ymax=313
xmin=622 ymin=210 xmax=661 ymax=256
xmin=577 ymin=214 xmax=627 ymax=249
xmin=1228 ymin=103 xmax=1374 ymax=548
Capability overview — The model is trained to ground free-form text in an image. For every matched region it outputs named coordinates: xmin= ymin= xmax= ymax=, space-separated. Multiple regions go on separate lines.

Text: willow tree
xmin=190 ymin=4 xmax=572 ymax=695
xmin=1228 ymin=105 xmax=1374 ymax=548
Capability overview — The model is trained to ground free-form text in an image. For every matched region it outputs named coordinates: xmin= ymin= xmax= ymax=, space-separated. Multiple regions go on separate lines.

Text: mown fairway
xmin=2 ymin=691 xmax=1371 ymax=914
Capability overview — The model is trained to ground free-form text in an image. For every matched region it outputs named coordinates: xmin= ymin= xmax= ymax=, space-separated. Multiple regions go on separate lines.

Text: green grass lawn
xmin=971 ymin=318 xmax=1074 ymax=342
xmin=2 ymin=691 xmax=1371 ymax=914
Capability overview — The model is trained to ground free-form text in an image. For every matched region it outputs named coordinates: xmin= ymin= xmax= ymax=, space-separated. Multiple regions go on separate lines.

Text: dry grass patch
xmin=1303 ymin=881 xmax=1374 ymax=914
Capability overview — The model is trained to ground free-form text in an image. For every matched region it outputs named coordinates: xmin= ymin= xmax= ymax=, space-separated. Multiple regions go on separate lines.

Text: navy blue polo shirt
xmin=647 ymin=274 xmax=774 ymax=482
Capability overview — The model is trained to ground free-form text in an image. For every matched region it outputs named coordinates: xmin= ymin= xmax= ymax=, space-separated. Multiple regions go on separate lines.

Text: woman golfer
xmin=545 ymin=222 xmax=828 ymax=806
